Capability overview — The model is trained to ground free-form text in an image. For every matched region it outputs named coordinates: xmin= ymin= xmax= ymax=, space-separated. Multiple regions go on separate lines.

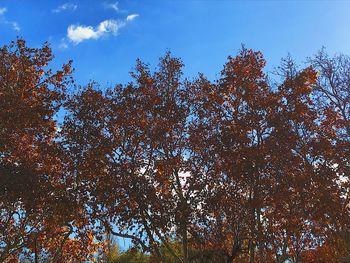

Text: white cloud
xmin=126 ymin=13 xmax=139 ymax=21
xmin=52 ymin=3 xmax=77 ymax=13
xmin=0 ymin=7 xmax=7 ymax=15
xmin=68 ymin=25 xmax=97 ymax=43
xmin=0 ymin=7 xmax=20 ymax=31
xmin=67 ymin=19 xmax=124 ymax=44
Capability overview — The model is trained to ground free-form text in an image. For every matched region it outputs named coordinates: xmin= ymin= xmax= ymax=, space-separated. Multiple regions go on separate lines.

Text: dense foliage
xmin=1 ymin=39 xmax=350 ymax=262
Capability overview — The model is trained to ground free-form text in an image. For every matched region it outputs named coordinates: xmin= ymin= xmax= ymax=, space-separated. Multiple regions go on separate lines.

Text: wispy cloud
xmin=59 ymin=38 xmax=69 ymax=49
xmin=0 ymin=7 xmax=20 ymax=31
xmin=126 ymin=14 xmax=139 ymax=22
xmin=9 ymin=21 xmax=20 ymax=31
xmin=67 ymin=19 xmax=124 ymax=44
xmin=105 ymin=1 xmax=119 ymax=12
xmin=0 ymin=7 xmax=6 ymax=15
xmin=52 ymin=3 xmax=77 ymax=13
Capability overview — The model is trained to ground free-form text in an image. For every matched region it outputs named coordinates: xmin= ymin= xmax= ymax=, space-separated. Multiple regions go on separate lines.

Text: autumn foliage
xmin=1 ymin=39 xmax=350 ymax=262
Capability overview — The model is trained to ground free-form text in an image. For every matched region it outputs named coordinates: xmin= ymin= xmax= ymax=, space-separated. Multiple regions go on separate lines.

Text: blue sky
xmin=1 ymin=0 xmax=350 ymax=86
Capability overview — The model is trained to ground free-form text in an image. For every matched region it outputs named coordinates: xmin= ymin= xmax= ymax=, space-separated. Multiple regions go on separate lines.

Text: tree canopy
xmin=1 ymin=39 xmax=350 ymax=262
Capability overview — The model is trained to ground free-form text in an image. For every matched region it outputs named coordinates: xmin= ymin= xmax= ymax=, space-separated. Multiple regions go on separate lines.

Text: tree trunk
xmin=34 ymin=235 xmax=39 ymax=263
xmin=182 ymin=226 xmax=188 ymax=263
xmin=249 ymin=239 xmax=255 ymax=263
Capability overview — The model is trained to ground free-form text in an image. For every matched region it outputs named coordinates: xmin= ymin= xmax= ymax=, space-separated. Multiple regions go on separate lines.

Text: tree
xmin=188 ymin=48 xmax=347 ymax=262
xmin=306 ymin=49 xmax=350 ymax=261
xmin=0 ymin=39 xmax=97 ymax=262
xmin=63 ymin=53 xmax=204 ymax=262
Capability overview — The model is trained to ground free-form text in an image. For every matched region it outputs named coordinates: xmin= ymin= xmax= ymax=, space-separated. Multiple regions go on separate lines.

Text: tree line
xmin=1 ymin=39 xmax=350 ymax=262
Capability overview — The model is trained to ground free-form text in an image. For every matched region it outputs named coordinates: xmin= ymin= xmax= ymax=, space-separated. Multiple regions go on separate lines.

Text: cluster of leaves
xmin=1 ymin=39 xmax=350 ymax=262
